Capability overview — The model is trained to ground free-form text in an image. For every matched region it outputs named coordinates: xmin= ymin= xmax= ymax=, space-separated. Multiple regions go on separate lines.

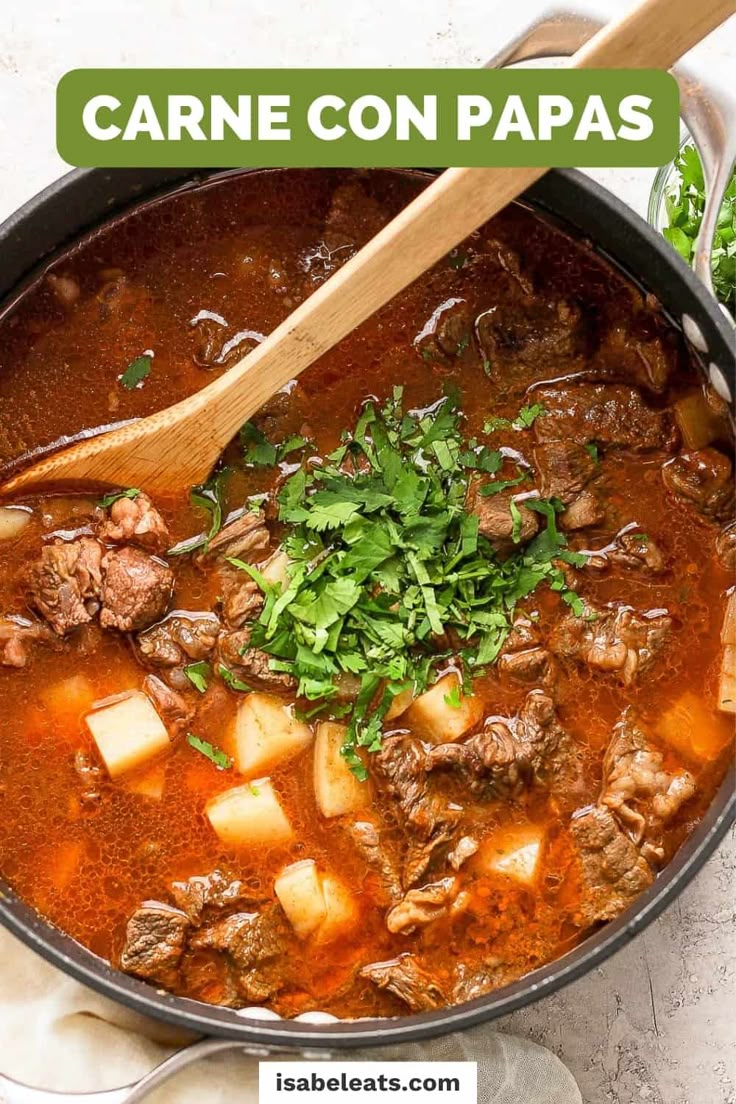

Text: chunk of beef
xmin=427 ymin=690 xmax=567 ymax=799
xmin=217 ymin=627 xmax=295 ymax=691
xmin=137 ymin=612 xmax=220 ymax=667
xmin=453 ymin=959 xmax=508 ymax=1003
xmin=533 ymin=383 xmax=676 ymax=451
xmin=550 ymin=603 xmax=671 ymax=686
xmin=199 ymin=510 xmax=270 ymax=563
xmin=498 ymin=646 xmax=557 ymax=690
xmin=100 ymin=547 xmax=173 ymax=632
xmin=374 ymin=735 xmax=461 ymax=887
xmin=448 ymin=835 xmax=479 ymax=871
xmin=465 ymin=480 xmax=539 ymax=555
xmin=170 ymin=868 xmax=260 ymax=924
xmin=475 ymin=297 xmax=589 ymax=373
xmin=220 ymin=569 xmax=264 ymax=627
xmin=97 ymin=493 xmax=169 ymax=553
xmin=594 ymin=313 xmax=677 ymax=394
xmin=143 ymin=674 xmax=194 ymax=736
xmin=587 ymin=529 xmax=666 ymax=574
xmin=325 ymin=178 xmax=388 ymax=244
xmin=119 ymin=904 xmax=190 ymax=986
xmin=189 ymin=907 xmax=288 ymax=1003
xmin=26 ymin=537 xmax=103 ymax=635
xmin=559 ymin=490 xmax=604 ymax=531
xmin=502 ymin=616 xmax=541 ymax=653
xmin=0 ymin=614 xmax=56 ymax=667
xmin=346 ymin=821 xmax=403 ymax=904
xmin=360 ymin=956 xmax=447 ymax=1012
xmin=570 ymin=806 xmax=654 ymax=926
xmin=717 ymin=521 xmax=736 ymax=572
xmin=414 ymin=298 xmax=472 ymax=361
xmin=600 ymin=710 xmax=695 ymax=853
xmin=662 ymin=448 xmax=734 ymax=522
xmin=533 ymin=440 xmax=597 ymax=503
xmin=386 ymin=877 xmax=457 ymax=934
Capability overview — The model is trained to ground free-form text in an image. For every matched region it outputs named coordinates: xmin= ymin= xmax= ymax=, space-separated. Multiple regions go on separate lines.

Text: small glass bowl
xmin=647 ymin=131 xmax=690 ymax=233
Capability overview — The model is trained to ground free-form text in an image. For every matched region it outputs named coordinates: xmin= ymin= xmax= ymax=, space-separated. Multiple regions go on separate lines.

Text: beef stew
xmin=0 ymin=169 xmax=732 ymax=1021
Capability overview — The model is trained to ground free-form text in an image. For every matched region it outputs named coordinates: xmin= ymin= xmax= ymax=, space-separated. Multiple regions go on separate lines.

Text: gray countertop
xmin=0 ymin=2 xmax=734 ymax=1100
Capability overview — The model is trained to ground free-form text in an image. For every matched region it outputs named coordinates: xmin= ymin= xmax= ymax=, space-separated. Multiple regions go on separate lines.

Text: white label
xmin=259 ymin=1061 xmax=477 ymax=1103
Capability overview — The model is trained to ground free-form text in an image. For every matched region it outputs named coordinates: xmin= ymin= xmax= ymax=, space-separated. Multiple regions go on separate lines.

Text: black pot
xmin=0 ymin=167 xmax=733 ymax=1051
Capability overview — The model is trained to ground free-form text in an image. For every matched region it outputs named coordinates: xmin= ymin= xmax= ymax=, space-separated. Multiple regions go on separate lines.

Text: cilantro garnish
xmin=483 ymin=403 xmax=547 ymax=434
xmin=184 ymin=661 xmax=210 ymax=694
xmin=231 ymin=389 xmax=586 ymax=777
xmin=97 ymin=487 xmax=141 ymax=508
xmin=241 ymin=422 xmax=310 ymax=468
xmin=444 ymin=683 xmax=462 ymax=709
xmin=663 ymin=143 xmax=735 ymax=314
xmin=584 ymin=442 xmax=599 ymax=463
xmin=218 ymin=664 xmax=253 ymax=692
xmin=168 ymin=469 xmax=229 ymax=557
xmin=120 ymin=354 xmax=152 ymax=390
xmin=186 ymin=732 xmax=232 ymax=770
xmin=513 ymin=403 xmax=547 ymax=429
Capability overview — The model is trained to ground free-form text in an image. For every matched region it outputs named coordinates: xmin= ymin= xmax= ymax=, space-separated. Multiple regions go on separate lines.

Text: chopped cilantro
xmin=186 ymin=732 xmax=232 ymax=770
xmin=513 ymin=403 xmax=547 ymax=429
xmin=484 ymin=403 xmax=546 ymax=433
xmin=663 ymin=144 xmax=735 ymax=314
xmin=509 ymin=499 xmax=523 ymax=543
xmin=168 ymin=469 xmax=229 ymax=556
xmin=193 ymin=391 xmax=588 ymax=777
xmin=184 ymin=661 xmax=210 ymax=693
xmin=241 ymin=422 xmax=310 ymax=468
xmin=218 ymin=664 xmax=252 ymax=692
xmin=478 ymin=471 xmax=529 ymax=496
xmin=97 ymin=487 xmax=141 ymax=508
xmin=444 ymin=683 xmax=462 ymax=709
xmin=584 ymin=442 xmax=599 ymax=463
xmin=120 ymin=354 xmax=152 ymax=390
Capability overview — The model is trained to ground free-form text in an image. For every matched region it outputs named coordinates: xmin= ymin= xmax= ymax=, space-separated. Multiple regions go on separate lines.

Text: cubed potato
xmin=42 ymin=675 xmax=97 ymax=729
xmin=85 ymin=691 xmax=171 ymax=779
xmin=232 ymin=693 xmax=313 ymax=777
xmin=274 ymin=860 xmax=327 ymax=939
xmin=673 ymin=390 xmax=726 ymax=449
xmin=480 ymin=825 xmax=545 ymax=887
xmin=657 ymin=690 xmax=732 ymax=759
xmin=0 ymin=506 xmax=31 ymax=542
xmin=125 ymin=761 xmax=167 ymax=799
xmin=404 ymin=672 xmax=483 ymax=744
xmin=719 ymin=646 xmax=736 ymax=715
xmin=721 ymin=592 xmax=736 ymax=646
xmin=260 ymin=548 xmax=291 ymax=590
xmin=385 ymin=686 xmax=414 ymax=721
xmin=314 ymin=874 xmax=357 ymax=944
xmin=314 ymin=722 xmax=370 ymax=819
xmin=205 ymin=779 xmax=293 ymax=847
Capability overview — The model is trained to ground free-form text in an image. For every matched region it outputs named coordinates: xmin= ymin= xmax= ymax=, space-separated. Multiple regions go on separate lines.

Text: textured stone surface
xmin=0 ymin=2 xmax=734 ymax=1099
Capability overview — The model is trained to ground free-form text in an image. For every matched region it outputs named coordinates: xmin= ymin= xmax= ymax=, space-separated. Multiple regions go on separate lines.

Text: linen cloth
xmin=0 ymin=927 xmax=581 ymax=1103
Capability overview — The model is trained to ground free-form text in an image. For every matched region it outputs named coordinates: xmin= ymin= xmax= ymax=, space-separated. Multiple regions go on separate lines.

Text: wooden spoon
xmin=3 ymin=0 xmax=732 ymax=498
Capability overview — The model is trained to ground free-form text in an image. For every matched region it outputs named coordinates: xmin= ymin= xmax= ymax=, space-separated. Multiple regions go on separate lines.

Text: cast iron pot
xmin=0 ymin=163 xmax=733 ymax=1057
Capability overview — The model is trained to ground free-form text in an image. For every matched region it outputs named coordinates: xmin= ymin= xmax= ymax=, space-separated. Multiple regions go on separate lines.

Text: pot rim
xmin=0 ymin=165 xmax=733 ymax=1049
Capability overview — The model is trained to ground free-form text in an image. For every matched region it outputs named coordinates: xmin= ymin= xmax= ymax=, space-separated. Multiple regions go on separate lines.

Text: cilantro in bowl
xmin=663 ymin=143 xmax=736 ymax=315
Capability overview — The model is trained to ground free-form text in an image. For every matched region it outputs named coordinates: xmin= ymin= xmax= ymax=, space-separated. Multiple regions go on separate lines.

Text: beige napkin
xmin=0 ymin=927 xmax=581 ymax=1102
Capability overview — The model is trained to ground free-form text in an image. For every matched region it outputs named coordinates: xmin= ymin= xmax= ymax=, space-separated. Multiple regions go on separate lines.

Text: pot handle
xmin=483 ymin=2 xmax=736 ymax=324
